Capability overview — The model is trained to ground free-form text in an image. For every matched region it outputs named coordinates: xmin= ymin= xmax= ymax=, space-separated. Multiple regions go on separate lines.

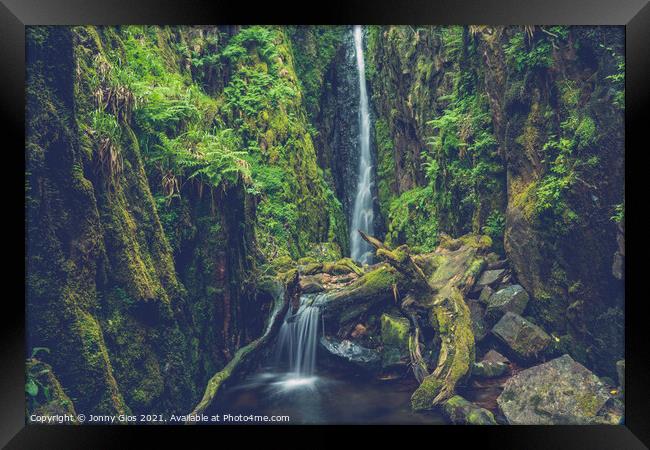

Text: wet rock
xmin=497 ymin=354 xmax=615 ymax=424
xmin=472 ymin=269 xmax=505 ymax=293
xmin=491 ymin=312 xmax=551 ymax=360
xmin=380 ymin=313 xmax=410 ymax=369
xmin=467 ymin=300 xmax=488 ymax=342
xmin=442 ymin=395 xmax=497 ymax=425
xmin=320 ymin=336 xmax=381 ymax=370
xmin=485 ymin=285 xmax=529 ymax=323
xmin=478 ymin=286 xmax=494 ymax=304
xmin=472 ymin=350 xmax=509 ymax=378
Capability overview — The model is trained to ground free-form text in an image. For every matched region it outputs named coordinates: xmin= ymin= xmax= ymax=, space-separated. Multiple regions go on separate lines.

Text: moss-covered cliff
xmin=366 ymin=25 xmax=624 ymax=376
xmin=26 ymin=25 xmax=348 ymax=416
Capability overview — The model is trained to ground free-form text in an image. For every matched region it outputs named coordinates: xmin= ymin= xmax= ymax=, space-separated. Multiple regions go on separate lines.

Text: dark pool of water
xmin=210 ymin=367 xmax=447 ymax=425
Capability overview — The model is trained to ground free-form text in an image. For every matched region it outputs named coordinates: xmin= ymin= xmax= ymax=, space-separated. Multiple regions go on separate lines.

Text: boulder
xmin=472 ymin=269 xmax=505 ymax=292
xmin=491 ymin=312 xmax=551 ymax=360
xmin=472 ymin=350 xmax=509 ymax=378
xmin=467 ymin=300 xmax=488 ymax=342
xmin=319 ymin=336 xmax=380 ymax=371
xmin=442 ymin=395 xmax=497 ymax=425
xmin=497 ymin=354 xmax=615 ymax=424
xmin=380 ymin=313 xmax=410 ymax=368
xmin=478 ymin=286 xmax=494 ymax=304
xmin=485 ymin=285 xmax=529 ymax=323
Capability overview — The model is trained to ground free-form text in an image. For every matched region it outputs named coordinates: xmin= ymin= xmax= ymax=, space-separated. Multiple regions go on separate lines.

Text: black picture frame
xmin=2 ymin=0 xmax=648 ymax=447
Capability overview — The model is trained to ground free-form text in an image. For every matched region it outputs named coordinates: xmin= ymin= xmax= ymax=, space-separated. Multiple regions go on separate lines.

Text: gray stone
xmin=472 ymin=269 xmax=505 ymax=293
xmin=320 ymin=336 xmax=380 ymax=370
xmin=497 ymin=354 xmax=614 ymax=424
xmin=491 ymin=312 xmax=551 ymax=360
xmin=485 ymin=284 xmax=529 ymax=322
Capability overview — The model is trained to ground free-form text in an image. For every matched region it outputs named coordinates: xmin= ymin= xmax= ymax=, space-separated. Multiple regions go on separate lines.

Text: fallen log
xmin=358 ymin=230 xmax=484 ymax=410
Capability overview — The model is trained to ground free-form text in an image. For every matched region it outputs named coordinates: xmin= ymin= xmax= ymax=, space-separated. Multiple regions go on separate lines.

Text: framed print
xmin=2 ymin=0 xmax=648 ymax=447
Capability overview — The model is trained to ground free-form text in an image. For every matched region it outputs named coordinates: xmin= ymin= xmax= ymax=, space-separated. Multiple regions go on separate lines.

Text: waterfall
xmin=350 ymin=25 xmax=375 ymax=265
xmin=275 ymin=294 xmax=322 ymax=378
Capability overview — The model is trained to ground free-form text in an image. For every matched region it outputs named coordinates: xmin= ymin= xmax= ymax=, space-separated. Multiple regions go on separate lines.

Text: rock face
xmin=491 ymin=312 xmax=551 ymax=360
xmin=320 ymin=336 xmax=381 ymax=370
xmin=380 ymin=313 xmax=410 ymax=369
xmin=485 ymin=285 xmax=529 ymax=323
xmin=442 ymin=395 xmax=497 ymax=425
xmin=497 ymin=354 xmax=613 ymax=424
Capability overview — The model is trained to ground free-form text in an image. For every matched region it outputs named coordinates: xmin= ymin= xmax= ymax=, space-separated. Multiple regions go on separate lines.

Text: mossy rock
xmin=497 ymin=354 xmax=613 ymax=424
xmin=438 ymin=233 xmax=492 ymax=252
xmin=380 ymin=313 xmax=410 ymax=368
xmin=442 ymin=395 xmax=497 ymax=425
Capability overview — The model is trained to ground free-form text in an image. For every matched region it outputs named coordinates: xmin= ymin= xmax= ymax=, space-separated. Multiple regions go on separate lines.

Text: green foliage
xmin=611 ymin=203 xmax=624 ymax=223
xmin=374 ymin=118 xmax=396 ymax=218
xmin=482 ymin=210 xmax=506 ymax=254
xmin=504 ymin=30 xmax=554 ymax=72
xmin=426 ymin=92 xmax=504 ymax=235
xmin=385 ymin=186 xmax=439 ymax=253
xmin=288 ymin=26 xmax=345 ymax=119
xmin=602 ymin=43 xmax=625 ymax=109
xmin=533 ymin=108 xmax=601 ymax=232
xmin=25 ymin=358 xmax=53 ymax=407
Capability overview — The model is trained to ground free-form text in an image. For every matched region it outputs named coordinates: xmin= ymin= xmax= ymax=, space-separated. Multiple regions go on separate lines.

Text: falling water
xmin=350 ymin=25 xmax=375 ymax=265
xmin=275 ymin=294 xmax=322 ymax=380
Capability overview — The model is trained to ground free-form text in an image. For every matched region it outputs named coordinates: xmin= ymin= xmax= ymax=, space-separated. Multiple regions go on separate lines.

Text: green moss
xmin=381 ymin=314 xmax=410 ymax=347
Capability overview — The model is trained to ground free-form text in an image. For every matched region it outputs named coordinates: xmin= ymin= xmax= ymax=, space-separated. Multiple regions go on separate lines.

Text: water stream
xmin=211 ymin=293 xmax=445 ymax=424
xmin=349 ymin=25 xmax=375 ymax=265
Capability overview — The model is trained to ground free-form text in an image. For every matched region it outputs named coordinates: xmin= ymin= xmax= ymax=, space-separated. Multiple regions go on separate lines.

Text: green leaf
xmin=26 ymin=379 xmax=38 ymax=397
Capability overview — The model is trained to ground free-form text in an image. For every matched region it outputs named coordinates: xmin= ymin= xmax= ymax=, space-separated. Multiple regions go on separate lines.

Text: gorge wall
xmin=366 ymin=26 xmax=624 ymax=376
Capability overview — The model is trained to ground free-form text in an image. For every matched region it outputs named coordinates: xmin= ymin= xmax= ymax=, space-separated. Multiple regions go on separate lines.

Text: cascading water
xmin=274 ymin=294 xmax=323 ymax=387
xmin=350 ymin=25 xmax=375 ymax=265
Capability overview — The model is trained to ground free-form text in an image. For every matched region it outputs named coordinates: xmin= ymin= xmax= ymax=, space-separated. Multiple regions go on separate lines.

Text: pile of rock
xmin=464 ymin=258 xmax=623 ymax=425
